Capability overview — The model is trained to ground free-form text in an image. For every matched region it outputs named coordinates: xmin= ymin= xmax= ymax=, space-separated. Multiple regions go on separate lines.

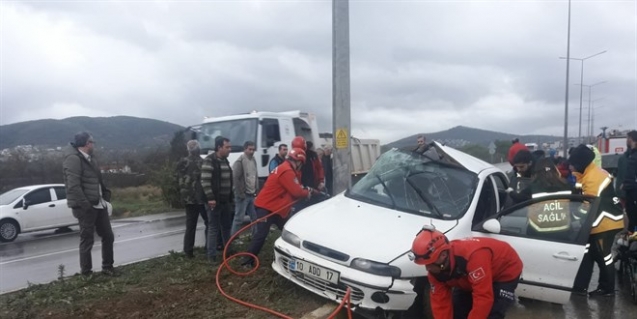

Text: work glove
xmin=305 ymin=187 xmax=313 ymax=199
xmin=505 ymin=187 xmax=514 ymax=193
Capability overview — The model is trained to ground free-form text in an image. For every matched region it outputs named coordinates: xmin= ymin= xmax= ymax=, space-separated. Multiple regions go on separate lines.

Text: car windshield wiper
xmin=405 ymin=176 xmax=444 ymax=219
xmin=374 ymin=174 xmax=396 ymax=208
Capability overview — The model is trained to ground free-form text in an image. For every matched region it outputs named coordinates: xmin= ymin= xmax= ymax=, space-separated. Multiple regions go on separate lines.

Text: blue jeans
xmin=231 ymin=195 xmax=257 ymax=237
xmin=206 ymin=202 xmax=233 ymax=260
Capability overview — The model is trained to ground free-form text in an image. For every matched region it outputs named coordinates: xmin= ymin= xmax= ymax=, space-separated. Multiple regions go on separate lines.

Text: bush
xmin=150 ymin=160 xmax=183 ymax=209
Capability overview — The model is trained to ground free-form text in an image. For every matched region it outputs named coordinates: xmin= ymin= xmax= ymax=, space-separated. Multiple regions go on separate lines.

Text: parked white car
xmin=272 ymin=143 xmax=598 ymax=317
xmin=1 ymin=184 xmax=79 ymax=242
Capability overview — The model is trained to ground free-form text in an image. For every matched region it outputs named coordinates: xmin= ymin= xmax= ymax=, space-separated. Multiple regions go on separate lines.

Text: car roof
xmin=435 ymin=142 xmax=499 ymax=174
xmin=12 ymin=184 xmax=65 ymax=191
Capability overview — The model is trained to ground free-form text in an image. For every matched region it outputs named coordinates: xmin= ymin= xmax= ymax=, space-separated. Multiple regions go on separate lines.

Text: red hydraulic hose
xmin=215 ymin=194 xmax=353 ymax=319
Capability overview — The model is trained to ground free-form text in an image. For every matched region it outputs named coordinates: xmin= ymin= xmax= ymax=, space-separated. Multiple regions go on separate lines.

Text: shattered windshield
xmin=197 ymin=119 xmax=258 ymax=153
xmin=347 ymin=149 xmax=478 ymax=220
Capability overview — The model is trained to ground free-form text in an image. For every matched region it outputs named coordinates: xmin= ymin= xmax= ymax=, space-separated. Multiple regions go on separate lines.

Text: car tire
xmin=0 ymin=219 xmax=20 ymax=242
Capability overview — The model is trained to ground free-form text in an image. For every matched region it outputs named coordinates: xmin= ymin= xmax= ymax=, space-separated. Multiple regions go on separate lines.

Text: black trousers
xmin=573 ymin=230 xmax=620 ymax=291
xmin=244 ymin=207 xmax=286 ymax=264
xmin=183 ymin=204 xmax=209 ymax=255
xmin=452 ymin=278 xmax=519 ymax=319
xmin=72 ymin=207 xmax=114 ymax=274
xmin=625 ymin=189 xmax=637 ymax=232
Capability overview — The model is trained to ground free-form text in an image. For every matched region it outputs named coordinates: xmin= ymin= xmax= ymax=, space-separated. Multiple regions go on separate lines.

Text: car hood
xmin=284 ymin=193 xmax=459 ymax=264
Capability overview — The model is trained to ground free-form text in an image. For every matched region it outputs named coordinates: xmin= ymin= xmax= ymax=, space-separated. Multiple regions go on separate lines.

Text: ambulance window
xmin=261 ymin=118 xmax=281 ymax=147
xmin=496 ymin=198 xmax=590 ymax=243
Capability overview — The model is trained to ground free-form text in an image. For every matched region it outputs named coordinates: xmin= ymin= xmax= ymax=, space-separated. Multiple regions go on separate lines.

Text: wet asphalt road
xmin=0 ymin=212 xmax=206 ymax=294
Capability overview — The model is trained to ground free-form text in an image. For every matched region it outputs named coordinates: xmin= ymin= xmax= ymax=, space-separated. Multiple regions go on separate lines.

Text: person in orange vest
xmin=410 ymin=226 xmax=523 ymax=319
xmin=241 ymin=147 xmax=313 ymax=268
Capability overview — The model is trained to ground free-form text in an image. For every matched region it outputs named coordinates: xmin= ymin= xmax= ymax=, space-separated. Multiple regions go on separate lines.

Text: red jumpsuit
xmin=428 ymin=237 xmax=523 ymax=319
xmin=254 ymin=160 xmax=309 ymax=218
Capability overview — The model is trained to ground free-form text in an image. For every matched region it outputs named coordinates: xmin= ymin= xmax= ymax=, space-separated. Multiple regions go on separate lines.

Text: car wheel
xmin=0 ymin=219 xmax=20 ymax=242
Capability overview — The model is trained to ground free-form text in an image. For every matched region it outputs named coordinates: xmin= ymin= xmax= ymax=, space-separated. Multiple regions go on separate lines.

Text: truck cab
xmin=193 ymin=110 xmax=320 ymax=181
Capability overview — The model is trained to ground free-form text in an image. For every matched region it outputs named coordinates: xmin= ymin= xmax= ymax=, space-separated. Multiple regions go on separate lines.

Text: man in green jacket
xmin=62 ymin=132 xmax=116 ymax=276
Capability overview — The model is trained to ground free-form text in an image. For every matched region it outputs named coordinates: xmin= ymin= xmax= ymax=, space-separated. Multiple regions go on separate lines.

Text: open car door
xmin=472 ymin=194 xmax=599 ymax=304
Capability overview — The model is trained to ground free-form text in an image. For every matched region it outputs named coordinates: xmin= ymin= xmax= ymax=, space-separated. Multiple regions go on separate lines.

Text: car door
xmin=473 ymin=194 xmax=598 ymax=305
xmin=20 ymin=187 xmax=56 ymax=230
xmin=52 ymin=186 xmax=75 ymax=226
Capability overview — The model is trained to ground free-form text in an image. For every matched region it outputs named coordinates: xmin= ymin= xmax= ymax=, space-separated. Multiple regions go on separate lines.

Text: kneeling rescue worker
xmin=411 ymin=226 xmax=523 ymax=319
xmin=241 ymin=147 xmax=314 ymax=268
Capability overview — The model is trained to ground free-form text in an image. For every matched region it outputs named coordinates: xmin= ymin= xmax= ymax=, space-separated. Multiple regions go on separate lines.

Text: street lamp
xmin=575 ymin=81 xmax=606 ymax=141
xmin=561 ymin=0 xmax=572 ymax=158
xmin=560 ymin=50 xmax=606 ymax=142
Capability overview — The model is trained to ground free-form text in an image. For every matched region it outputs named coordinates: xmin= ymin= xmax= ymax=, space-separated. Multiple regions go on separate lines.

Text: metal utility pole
xmin=332 ymin=0 xmax=351 ymax=194
xmin=559 ymin=50 xmax=606 ymax=143
xmin=575 ymin=81 xmax=606 ymax=142
xmin=562 ymin=0 xmax=572 ymax=155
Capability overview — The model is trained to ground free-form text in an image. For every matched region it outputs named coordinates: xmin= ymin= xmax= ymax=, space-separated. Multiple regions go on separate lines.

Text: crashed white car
xmin=272 ymin=143 xmax=599 ymax=317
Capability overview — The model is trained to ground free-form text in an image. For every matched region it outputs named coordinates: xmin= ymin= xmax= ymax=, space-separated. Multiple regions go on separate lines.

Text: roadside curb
xmin=300 ymin=303 xmax=338 ymax=319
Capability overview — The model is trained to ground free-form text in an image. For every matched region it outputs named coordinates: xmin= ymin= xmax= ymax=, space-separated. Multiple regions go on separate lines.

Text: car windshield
xmin=0 ymin=188 xmax=29 ymax=206
xmin=197 ymin=118 xmax=258 ymax=153
xmin=347 ymin=149 xmax=478 ymax=220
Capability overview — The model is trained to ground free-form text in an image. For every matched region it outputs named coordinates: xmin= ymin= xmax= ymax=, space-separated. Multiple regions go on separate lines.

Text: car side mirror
xmin=482 ymin=219 xmax=501 ymax=234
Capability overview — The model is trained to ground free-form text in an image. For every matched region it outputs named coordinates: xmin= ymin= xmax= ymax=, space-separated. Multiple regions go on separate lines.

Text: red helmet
xmin=291 ymin=136 xmax=307 ymax=151
xmin=411 ymin=226 xmax=450 ymax=265
xmin=287 ymin=147 xmax=306 ymax=164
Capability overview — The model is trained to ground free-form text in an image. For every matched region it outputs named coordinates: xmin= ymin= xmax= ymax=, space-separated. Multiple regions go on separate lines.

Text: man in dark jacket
xmin=201 ymin=136 xmax=234 ymax=262
xmin=622 ymin=130 xmax=637 ymax=232
xmin=268 ymin=143 xmax=288 ymax=173
xmin=62 ymin=132 xmax=116 ymax=276
xmin=176 ymin=140 xmax=209 ymax=258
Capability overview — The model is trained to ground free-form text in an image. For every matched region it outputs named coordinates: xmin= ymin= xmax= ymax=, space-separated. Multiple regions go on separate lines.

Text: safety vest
xmin=528 ymin=190 xmax=572 ymax=232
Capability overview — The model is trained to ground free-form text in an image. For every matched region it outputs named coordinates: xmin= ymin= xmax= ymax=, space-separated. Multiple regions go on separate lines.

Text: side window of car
xmin=497 ymin=197 xmax=590 ymax=243
xmin=54 ymin=187 xmax=67 ymax=200
xmin=24 ymin=188 xmax=53 ymax=206
xmin=472 ymin=177 xmax=498 ymax=228
xmin=492 ymin=173 xmax=509 ymax=210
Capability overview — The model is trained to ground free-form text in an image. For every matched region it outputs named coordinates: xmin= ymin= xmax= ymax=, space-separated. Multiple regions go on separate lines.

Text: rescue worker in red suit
xmin=241 ymin=147 xmax=313 ymax=268
xmin=507 ymin=138 xmax=528 ymax=167
xmin=411 ymin=226 xmax=523 ymax=319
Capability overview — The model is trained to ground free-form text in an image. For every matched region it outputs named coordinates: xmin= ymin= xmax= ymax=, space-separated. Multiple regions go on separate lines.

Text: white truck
xmin=190 ymin=110 xmax=380 ymax=184
xmin=597 ymin=128 xmax=630 ymax=174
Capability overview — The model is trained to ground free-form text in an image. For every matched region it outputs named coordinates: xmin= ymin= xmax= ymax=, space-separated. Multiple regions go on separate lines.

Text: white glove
xmin=306 ymin=187 xmax=313 ymax=199
xmin=505 ymin=187 xmax=514 ymax=193
xmin=318 ymin=182 xmax=325 ymax=191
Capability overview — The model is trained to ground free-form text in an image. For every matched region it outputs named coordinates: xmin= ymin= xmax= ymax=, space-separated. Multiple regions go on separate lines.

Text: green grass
xmin=109 ymin=185 xmax=173 ymax=219
xmin=0 ymin=232 xmax=334 ymax=319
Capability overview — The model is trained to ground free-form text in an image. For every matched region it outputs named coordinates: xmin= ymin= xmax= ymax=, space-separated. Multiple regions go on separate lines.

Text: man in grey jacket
xmin=62 ymin=132 xmax=116 ymax=276
xmin=231 ymin=141 xmax=258 ymax=237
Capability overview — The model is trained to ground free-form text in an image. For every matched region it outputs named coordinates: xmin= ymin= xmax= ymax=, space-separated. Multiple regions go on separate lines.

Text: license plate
xmin=289 ymin=259 xmax=340 ymax=285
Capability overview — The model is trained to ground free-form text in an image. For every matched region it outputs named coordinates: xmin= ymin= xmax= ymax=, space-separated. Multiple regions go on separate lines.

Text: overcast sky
xmin=1 ymin=0 xmax=636 ymax=144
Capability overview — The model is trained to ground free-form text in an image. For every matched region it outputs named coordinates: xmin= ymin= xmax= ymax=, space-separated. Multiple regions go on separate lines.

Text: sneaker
xmin=588 ymin=288 xmax=614 ymax=297
xmin=572 ymin=288 xmax=588 ymax=296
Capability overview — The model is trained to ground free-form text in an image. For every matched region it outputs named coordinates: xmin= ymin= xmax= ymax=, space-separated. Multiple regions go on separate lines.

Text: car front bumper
xmin=272 ymin=238 xmax=417 ymax=311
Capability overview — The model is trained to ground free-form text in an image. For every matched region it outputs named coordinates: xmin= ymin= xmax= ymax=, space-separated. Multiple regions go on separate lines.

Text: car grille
xmin=302 ymin=241 xmax=350 ymax=262
xmin=277 ymin=251 xmax=365 ymax=302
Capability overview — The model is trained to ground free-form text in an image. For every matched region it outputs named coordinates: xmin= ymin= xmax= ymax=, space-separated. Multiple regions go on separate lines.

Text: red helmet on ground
xmin=411 ymin=226 xmax=450 ymax=265
xmin=287 ymin=148 xmax=306 ymax=164
xmin=291 ymin=136 xmax=307 ymax=151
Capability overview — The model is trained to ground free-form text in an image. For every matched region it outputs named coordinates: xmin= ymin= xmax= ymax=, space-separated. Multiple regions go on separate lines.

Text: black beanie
xmin=512 ymin=150 xmax=533 ymax=164
xmin=568 ymin=144 xmax=595 ymax=173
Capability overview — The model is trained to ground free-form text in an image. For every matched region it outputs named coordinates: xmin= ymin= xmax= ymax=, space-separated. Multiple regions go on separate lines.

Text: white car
xmin=272 ymin=143 xmax=598 ymax=317
xmin=1 ymin=184 xmax=79 ymax=242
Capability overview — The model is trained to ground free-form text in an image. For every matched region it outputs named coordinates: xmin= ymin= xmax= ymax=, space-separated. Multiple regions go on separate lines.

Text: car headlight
xmin=351 ymin=258 xmax=401 ymax=277
xmin=281 ymin=230 xmax=301 ymax=248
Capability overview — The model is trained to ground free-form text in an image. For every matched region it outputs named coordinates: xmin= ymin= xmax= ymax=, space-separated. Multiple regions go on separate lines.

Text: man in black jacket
xmin=62 ymin=132 xmax=116 ymax=276
xmin=622 ymin=130 xmax=637 ymax=232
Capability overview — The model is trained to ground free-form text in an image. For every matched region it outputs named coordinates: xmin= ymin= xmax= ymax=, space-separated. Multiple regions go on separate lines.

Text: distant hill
xmin=385 ymin=126 xmax=560 ymax=149
xmin=0 ymin=116 xmax=186 ymax=150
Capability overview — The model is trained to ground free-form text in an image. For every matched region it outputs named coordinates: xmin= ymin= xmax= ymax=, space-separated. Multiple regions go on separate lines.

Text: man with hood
xmin=176 ymin=139 xmax=209 ymax=258
xmin=569 ymin=144 xmax=625 ymax=296
xmin=62 ymin=132 xmax=116 ymax=276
